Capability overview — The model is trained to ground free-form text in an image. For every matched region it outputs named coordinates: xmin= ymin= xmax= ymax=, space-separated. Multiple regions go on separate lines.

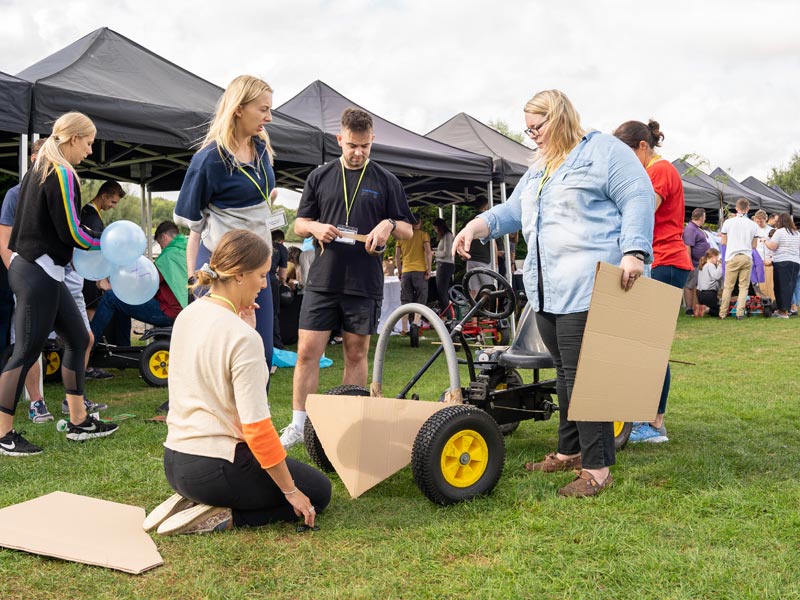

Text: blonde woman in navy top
xmin=0 ymin=112 xmax=119 ymax=456
xmin=175 ymin=75 xmax=278 ymax=369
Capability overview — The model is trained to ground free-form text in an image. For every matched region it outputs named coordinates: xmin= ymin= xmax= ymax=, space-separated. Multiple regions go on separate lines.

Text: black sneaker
xmin=61 ymin=397 xmax=109 ymax=415
xmin=157 ymin=401 xmax=170 ymax=414
xmin=86 ymin=367 xmax=114 ymax=380
xmin=0 ymin=430 xmax=43 ymax=456
xmin=65 ymin=415 xmax=119 ymax=441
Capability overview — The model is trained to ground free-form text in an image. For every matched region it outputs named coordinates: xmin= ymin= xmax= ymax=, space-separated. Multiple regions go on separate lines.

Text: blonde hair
xmin=524 ymin=90 xmax=585 ymax=172
xmin=192 ymin=229 xmax=272 ymax=290
xmin=33 ymin=112 xmax=96 ymax=183
xmin=202 ymin=75 xmax=275 ymax=167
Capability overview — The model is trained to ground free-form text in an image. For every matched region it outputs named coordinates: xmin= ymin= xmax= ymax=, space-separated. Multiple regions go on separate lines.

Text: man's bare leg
xmin=341 ymin=331 xmax=370 ymax=388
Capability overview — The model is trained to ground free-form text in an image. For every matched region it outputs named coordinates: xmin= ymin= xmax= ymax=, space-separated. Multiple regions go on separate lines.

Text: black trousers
xmin=164 ymin=444 xmax=332 ymax=528
xmin=535 ymin=310 xmax=615 ymax=469
xmin=435 ymin=262 xmax=455 ymax=309
xmin=0 ymin=257 xmax=88 ymax=416
xmin=772 ymin=261 xmax=799 ymax=312
xmin=697 ymin=289 xmax=721 ymax=317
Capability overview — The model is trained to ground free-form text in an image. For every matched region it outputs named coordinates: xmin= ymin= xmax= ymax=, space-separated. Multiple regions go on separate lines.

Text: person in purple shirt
xmin=682 ymin=208 xmax=710 ymax=313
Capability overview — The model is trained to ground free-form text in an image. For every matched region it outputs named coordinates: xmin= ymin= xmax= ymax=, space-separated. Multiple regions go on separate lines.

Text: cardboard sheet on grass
xmin=0 ymin=491 xmax=163 ymax=574
xmin=307 ymin=393 xmax=449 ymax=498
xmin=568 ymin=262 xmax=682 ymax=422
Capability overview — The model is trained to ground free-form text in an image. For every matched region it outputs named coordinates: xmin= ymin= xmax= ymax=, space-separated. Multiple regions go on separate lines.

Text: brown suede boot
xmin=524 ymin=452 xmax=582 ymax=473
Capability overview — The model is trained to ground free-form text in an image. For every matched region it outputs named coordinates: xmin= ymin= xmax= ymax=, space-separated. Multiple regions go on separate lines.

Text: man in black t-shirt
xmin=279 ymin=108 xmax=414 ymax=449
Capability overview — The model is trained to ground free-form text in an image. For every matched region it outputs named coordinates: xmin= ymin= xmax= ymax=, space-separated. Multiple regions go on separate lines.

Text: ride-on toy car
xmin=305 ymin=268 xmax=631 ymax=505
xmin=39 ymin=327 xmax=172 ymax=388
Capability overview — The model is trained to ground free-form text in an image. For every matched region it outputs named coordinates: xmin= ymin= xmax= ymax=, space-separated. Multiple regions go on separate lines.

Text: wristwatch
xmin=387 ymin=218 xmax=397 ymax=233
xmin=624 ymin=250 xmax=646 ymax=262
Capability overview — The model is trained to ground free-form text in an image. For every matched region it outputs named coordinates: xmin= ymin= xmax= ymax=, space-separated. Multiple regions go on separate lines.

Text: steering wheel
xmin=462 ymin=267 xmax=515 ymax=319
xmin=448 ymin=285 xmax=470 ymax=307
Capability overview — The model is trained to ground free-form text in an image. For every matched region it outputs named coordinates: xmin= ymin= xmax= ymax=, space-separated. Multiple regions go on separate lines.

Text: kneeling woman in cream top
xmin=145 ymin=229 xmax=331 ymax=535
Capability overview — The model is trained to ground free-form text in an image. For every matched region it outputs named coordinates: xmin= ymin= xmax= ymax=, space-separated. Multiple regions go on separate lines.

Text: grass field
xmin=1 ymin=314 xmax=799 ymax=599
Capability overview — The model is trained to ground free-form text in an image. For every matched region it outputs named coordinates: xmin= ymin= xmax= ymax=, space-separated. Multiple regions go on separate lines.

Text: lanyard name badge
xmin=238 ymin=158 xmax=272 ymax=210
xmin=336 ymin=157 xmax=369 ymax=245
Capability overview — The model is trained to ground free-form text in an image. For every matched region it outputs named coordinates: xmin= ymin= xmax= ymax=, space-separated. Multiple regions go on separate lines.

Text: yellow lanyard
xmin=207 ymin=293 xmax=237 ymax=314
xmin=340 ymin=157 xmax=370 ymax=226
xmin=535 ymin=163 xmax=552 ymax=202
xmin=646 ymin=155 xmax=661 ymax=169
xmin=238 ymin=159 xmax=272 ymax=210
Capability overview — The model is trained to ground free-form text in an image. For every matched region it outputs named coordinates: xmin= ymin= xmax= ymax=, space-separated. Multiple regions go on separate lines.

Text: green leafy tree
xmin=767 ymin=151 xmax=800 ymax=194
xmin=487 ymin=119 xmax=526 ymax=145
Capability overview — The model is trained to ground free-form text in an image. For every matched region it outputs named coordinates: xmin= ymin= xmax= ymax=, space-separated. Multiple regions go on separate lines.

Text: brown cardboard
xmin=0 ymin=491 xmax=163 ymax=574
xmin=568 ymin=262 xmax=683 ymax=422
xmin=306 ymin=393 xmax=449 ymax=498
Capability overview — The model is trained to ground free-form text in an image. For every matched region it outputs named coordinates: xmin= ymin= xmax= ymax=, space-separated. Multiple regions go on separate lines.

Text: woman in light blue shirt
xmin=454 ymin=90 xmax=654 ymax=498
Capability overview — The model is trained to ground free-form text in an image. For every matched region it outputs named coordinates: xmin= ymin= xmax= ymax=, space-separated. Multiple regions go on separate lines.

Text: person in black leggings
xmin=0 ymin=112 xmax=118 ymax=457
xmin=144 ymin=230 xmax=330 ymax=536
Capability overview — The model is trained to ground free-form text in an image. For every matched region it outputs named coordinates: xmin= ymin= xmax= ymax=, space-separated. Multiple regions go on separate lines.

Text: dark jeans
xmin=270 ymin=274 xmax=284 ymax=350
xmin=651 ymin=265 xmax=691 ymax=416
xmin=535 ymin=310 xmax=614 ymax=469
xmin=772 ymin=261 xmax=800 ymax=312
xmin=90 ymin=290 xmax=173 ymax=344
xmin=697 ymin=289 xmax=720 ymax=317
xmin=0 ymin=257 xmax=88 ymax=416
xmin=164 ymin=444 xmax=331 ymax=528
xmin=197 ymin=243 xmax=273 ymax=369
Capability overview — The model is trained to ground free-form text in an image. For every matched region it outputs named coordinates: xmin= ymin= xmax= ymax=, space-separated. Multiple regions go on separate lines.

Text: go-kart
xmin=304 ymin=268 xmax=631 ymax=505
xmin=39 ymin=327 xmax=172 ymax=388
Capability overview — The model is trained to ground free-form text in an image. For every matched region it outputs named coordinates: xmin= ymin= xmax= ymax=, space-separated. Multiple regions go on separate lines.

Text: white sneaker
xmin=279 ymin=423 xmax=304 ymax=449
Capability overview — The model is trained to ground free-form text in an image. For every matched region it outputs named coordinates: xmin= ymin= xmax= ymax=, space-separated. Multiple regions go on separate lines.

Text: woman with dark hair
xmin=765 ymin=213 xmax=800 ymax=318
xmin=144 ymin=229 xmax=331 ymax=535
xmin=454 ymin=90 xmax=654 ymax=497
xmin=432 ymin=217 xmax=455 ymax=309
xmin=613 ymin=119 xmax=693 ymax=444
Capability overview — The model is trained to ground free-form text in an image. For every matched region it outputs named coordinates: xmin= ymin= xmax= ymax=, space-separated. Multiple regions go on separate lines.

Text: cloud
xmin=1 ymin=0 xmax=798 ymax=182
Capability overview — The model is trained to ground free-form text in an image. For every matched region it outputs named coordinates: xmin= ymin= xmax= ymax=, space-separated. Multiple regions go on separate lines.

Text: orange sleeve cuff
xmin=242 ymin=418 xmax=287 ymax=469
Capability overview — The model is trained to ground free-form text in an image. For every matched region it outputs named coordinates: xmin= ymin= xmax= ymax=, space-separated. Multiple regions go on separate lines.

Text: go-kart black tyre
xmin=614 ymin=421 xmax=633 ymax=451
xmin=304 ymin=385 xmax=370 ymax=473
xmin=139 ymin=339 xmax=170 ymax=388
xmin=412 ymin=404 xmax=505 ymax=505
xmin=43 ymin=346 xmax=63 ymax=383
xmin=409 ymin=324 xmax=419 ymax=348
xmin=487 ymin=368 xmax=522 ymax=436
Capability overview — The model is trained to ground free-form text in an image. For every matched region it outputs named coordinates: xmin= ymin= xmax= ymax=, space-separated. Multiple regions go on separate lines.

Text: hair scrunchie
xmin=199 ymin=263 xmax=218 ymax=280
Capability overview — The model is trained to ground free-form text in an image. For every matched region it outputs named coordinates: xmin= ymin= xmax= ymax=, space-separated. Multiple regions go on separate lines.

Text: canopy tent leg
xmin=18 ymin=134 xmax=28 ymax=181
xmin=146 ymin=187 xmax=154 ymax=259
xmin=487 ymin=181 xmax=495 ymax=270
xmin=500 ymin=182 xmax=516 ymax=339
xmin=451 ymin=205 xmax=456 ymax=234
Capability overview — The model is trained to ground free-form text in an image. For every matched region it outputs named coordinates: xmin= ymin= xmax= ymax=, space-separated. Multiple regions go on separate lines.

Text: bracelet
xmin=282 ymin=487 xmax=300 ymax=495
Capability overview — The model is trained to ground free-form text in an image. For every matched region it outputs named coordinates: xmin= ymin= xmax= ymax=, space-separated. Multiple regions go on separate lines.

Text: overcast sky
xmin=2 ymin=0 xmax=799 ymax=202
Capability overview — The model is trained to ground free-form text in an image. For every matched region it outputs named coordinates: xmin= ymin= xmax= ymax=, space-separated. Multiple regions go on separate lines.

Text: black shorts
xmin=299 ymin=290 xmax=381 ymax=335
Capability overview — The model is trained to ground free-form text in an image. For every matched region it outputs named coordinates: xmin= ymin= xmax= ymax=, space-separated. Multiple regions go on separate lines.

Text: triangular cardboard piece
xmin=307 ymin=394 xmax=449 ymax=498
xmin=569 ymin=262 xmax=682 ymax=422
xmin=0 ymin=491 xmax=163 ymax=574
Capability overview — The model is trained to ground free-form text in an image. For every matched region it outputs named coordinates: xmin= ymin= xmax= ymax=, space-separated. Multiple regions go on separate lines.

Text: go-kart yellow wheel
xmin=412 ymin=404 xmax=505 ymax=505
xmin=440 ymin=429 xmax=489 ymax=488
xmin=614 ymin=421 xmax=633 ymax=450
xmin=139 ymin=339 xmax=170 ymax=387
xmin=43 ymin=348 xmax=63 ymax=383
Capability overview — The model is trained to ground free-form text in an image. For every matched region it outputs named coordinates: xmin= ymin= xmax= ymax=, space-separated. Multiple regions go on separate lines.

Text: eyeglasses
xmin=524 ymin=119 xmax=548 ymax=138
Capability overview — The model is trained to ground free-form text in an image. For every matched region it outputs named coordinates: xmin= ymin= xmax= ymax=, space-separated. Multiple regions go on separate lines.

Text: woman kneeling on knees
xmin=145 ymin=229 xmax=331 ymax=535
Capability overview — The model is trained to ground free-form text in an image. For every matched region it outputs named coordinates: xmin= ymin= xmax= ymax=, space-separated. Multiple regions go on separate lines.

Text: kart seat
xmin=497 ymin=304 xmax=555 ymax=370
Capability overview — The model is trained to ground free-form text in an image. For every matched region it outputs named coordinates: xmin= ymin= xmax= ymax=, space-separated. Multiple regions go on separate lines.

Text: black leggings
xmin=0 ymin=257 xmax=88 ymax=417
xmin=164 ymin=444 xmax=332 ymax=528
xmin=697 ymin=289 xmax=721 ymax=317
xmin=436 ymin=262 xmax=455 ymax=309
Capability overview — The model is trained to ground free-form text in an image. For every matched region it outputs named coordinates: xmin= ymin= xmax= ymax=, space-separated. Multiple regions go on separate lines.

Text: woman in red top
xmin=614 ymin=120 xmax=692 ymax=444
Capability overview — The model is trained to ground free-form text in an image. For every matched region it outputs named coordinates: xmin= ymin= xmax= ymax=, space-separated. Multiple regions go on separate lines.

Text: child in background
xmin=697 ymin=248 xmax=722 ymax=317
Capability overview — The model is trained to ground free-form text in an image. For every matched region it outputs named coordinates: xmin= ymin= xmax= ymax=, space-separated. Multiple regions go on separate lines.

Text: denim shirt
xmin=480 ymin=131 xmax=654 ymax=314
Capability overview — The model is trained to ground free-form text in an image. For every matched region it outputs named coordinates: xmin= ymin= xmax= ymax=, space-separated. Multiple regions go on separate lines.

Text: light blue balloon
xmin=109 ymin=256 xmax=159 ymax=305
xmin=100 ymin=220 xmax=147 ymax=266
xmin=72 ymin=248 xmax=112 ymax=281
